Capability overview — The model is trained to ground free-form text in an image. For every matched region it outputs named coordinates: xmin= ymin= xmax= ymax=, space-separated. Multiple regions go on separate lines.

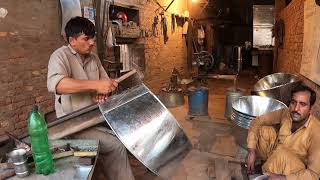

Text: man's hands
xmin=92 ymin=94 xmax=108 ymax=103
xmin=95 ymin=79 xmax=118 ymax=94
xmin=92 ymin=79 xmax=118 ymax=104
xmin=266 ymin=173 xmax=286 ymax=180
xmin=246 ymin=148 xmax=256 ymax=174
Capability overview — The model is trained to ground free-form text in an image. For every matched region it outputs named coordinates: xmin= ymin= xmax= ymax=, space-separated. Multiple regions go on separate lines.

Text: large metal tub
xmin=231 ymin=96 xmax=287 ymax=148
xmin=252 ymin=73 xmax=301 ymax=105
xmin=98 ymin=84 xmax=192 ymax=178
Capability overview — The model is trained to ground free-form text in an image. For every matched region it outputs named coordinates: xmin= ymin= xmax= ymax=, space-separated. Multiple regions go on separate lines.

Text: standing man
xmin=246 ymin=84 xmax=320 ymax=180
xmin=47 ymin=16 xmax=135 ymax=180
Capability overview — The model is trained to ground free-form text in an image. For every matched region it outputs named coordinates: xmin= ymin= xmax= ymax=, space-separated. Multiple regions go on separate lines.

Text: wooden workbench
xmin=8 ymin=139 xmax=99 ymax=180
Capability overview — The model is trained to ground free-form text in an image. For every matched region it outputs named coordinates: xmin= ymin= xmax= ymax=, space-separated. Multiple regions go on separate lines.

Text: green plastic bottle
xmin=28 ymin=105 xmax=55 ymax=175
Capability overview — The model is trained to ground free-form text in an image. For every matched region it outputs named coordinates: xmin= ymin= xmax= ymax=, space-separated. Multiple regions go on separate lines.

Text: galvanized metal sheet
xmin=59 ymin=0 xmax=82 ymax=38
xmin=98 ymin=84 xmax=192 ymax=178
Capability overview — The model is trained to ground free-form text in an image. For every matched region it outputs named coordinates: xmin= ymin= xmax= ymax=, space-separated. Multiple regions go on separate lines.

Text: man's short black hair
xmin=291 ymin=84 xmax=316 ymax=106
xmin=65 ymin=16 xmax=96 ymax=43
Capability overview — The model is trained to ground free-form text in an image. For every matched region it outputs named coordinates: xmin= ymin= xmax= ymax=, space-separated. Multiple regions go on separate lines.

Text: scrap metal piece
xmin=98 ymin=84 xmax=192 ymax=178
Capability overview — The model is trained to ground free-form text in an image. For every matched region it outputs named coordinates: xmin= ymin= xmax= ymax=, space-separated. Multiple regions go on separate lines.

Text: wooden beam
xmin=187 ymin=19 xmax=193 ymax=71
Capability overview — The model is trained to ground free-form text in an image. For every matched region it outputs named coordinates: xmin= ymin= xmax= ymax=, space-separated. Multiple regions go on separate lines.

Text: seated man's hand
xmin=92 ymin=94 xmax=108 ymax=103
xmin=266 ymin=173 xmax=286 ymax=180
xmin=246 ymin=148 xmax=256 ymax=174
xmin=95 ymin=79 xmax=118 ymax=94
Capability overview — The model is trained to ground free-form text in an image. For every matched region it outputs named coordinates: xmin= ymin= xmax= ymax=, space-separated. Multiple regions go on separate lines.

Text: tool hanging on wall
xmin=152 ymin=15 xmax=159 ymax=37
xmin=161 ymin=13 xmax=168 ymax=44
xmin=171 ymin=14 xmax=175 ymax=33
xmin=152 ymin=0 xmax=176 ymax=43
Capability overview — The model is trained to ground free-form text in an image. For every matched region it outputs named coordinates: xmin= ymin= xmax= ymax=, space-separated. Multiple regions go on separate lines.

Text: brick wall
xmin=0 ymin=1 xmax=64 ymax=140
xmin=275 ymin=0 xmax=304 ymax=73
xmin=0 ymin=0 xmax=188 ymax=139
xmin=275 ymin=0 xmax=320 ymax=118
xmin=139 ymin=0 xmax=188 ymax=92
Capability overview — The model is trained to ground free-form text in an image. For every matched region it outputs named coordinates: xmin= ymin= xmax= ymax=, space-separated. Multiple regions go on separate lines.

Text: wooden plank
xmin=53 ymin=151 xmax=74 ymax=160
xmin=74 ymin=151 xmax=97 ymax=157
xmin=187 ymin=19 xmax=193 ymax=71
xmin=215 ymin=158 xmax=231 ymax=180
xmin=210 ymin=135 xmax=239 ymax=157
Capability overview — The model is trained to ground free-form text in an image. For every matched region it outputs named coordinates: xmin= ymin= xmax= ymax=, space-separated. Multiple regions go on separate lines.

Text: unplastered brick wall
xmin=276 ymin=0 xmax=304 ymax=73
xmin=0 ymin=0 xmax=189 ymax=139
xmin=0 ymin=1 xmax=64 ymax=140
xmin=138 ymin=0 xmax=188 ymax=92
xmin=275 ymin=0 xmax=320 ymax=118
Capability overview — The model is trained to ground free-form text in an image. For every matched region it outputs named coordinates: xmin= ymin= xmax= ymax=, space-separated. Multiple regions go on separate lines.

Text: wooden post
xmin=187 ymin=19 xmax=193 ymax=71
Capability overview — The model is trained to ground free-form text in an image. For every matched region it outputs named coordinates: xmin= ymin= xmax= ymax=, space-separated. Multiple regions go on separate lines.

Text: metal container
xmin=224 ymin=87 xmax=245 ymax=119
xmin=8 ymin=149 xmax=29 ymax=177
xmin=231 ymin=96 xmax=287 ymax=148
xmin=253 ymin=175 xmax=269 ymax=180
xmin=252 ymin=73 xmax=301 ymax=105
xmin=188 ymin=86 xmax=209 ymax=116
xmin=98 ymin=84 xmax=192 ymax=179
xmin=159 ymin=88 xmax=185 ymax=108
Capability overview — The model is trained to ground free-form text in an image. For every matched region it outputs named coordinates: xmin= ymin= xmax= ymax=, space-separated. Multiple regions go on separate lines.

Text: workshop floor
xmin=131 ymin=71 xmax=258 ymax=180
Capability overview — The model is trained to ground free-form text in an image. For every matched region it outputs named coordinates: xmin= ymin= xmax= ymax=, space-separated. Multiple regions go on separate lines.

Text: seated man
xmin=47 ymin=16 xmax=135 ymax=180
xmin=246 ymin=84 xmax=320 ymax=180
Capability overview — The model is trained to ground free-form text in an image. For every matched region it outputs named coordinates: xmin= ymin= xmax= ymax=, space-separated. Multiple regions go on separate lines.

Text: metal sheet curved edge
xmin=98 ymin=84 xmax=193 ymax=179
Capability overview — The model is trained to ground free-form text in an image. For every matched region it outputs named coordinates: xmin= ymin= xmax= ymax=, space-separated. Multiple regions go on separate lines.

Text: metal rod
xmin=165 ymin=0 xmax=175 ymax=11
xmin=47 ymin=104 xmax=99 ymax=128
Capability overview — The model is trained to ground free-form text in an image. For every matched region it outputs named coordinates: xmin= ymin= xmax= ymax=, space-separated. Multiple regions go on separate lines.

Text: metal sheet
xmin=98 ymin=84 xmax=192 ymax=178
xmin=253 ymin=73 xmax=301 ymax=105
xmin=59 ymin=0 xmax=82 ymax=38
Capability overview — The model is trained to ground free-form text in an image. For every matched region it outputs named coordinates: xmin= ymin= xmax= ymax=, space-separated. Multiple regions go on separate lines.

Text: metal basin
xmin=98 ymin=84 xmax=192 ymax=178
xmin=159 ymin=88 xmax=185 ymax=108
xmin=224 ymin=87 xmax=245 ymax=119
xmin=252 ymin=73 xmax=301 ymax=105
xmin=231 ymin=96 xmax=287 ymax=147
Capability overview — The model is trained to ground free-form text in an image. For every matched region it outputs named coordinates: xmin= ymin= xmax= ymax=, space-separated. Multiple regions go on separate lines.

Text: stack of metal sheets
xmin=231 ymin=96 xmax=287 ymax=148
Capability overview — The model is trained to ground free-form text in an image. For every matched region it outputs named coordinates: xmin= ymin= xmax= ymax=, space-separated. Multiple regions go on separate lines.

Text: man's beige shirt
xmin=247 ymin=108 xmax=320 ymax=180
xmin=47 ymin=45 xmax=109 ymax=117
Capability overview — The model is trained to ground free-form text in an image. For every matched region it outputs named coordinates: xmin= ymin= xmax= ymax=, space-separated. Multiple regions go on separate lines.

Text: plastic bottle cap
xmin=32 ymin=105 xmax=38 ymax=112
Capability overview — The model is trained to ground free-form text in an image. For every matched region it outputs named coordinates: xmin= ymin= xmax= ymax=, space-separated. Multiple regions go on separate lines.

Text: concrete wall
xmin=275 ymin=0 xmax=320 ymax=118
xmin=0 ymin=0 xmax=189 ymax=139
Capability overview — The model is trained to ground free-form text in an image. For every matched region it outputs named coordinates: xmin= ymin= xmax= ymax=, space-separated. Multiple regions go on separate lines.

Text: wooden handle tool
xmin=115 ymin=69 xmax=137 ymax=83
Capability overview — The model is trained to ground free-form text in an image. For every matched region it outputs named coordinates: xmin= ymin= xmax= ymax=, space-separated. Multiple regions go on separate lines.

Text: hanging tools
xmin=152 ymin=15 xmax=159 ymax=37
xmin=160 ymin=13 xmax=168 ymax=44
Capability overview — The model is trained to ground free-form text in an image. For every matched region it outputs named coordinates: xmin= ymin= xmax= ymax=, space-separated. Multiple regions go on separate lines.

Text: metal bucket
xmin=159 ymin=88 xmax=185 ymax=108
xmin=252 ymin=73 xmax=301 ymax=105
xmin=98 ymin=84 xmax=192 ymax=179
xmin=187 ymin=86 xmax=209 ymax=116
xmin=224 ymin=87 xmax=245 ymax=119
xmin=231 ymin=96 xmax=287 ymax=148
xmin=8 ymin=149 xmax=29 ymax=177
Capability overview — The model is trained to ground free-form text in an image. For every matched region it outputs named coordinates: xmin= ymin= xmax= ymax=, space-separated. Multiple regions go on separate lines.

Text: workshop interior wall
xmin=0 ymin=1 xmax=64 ymax=140
xmin=139 ymin=0 xmax=189 ymax=92
xmin=0 ymin=0 xmax=189 ymax=140
xmin=275 ymin=0 xmax=320 ymax=118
